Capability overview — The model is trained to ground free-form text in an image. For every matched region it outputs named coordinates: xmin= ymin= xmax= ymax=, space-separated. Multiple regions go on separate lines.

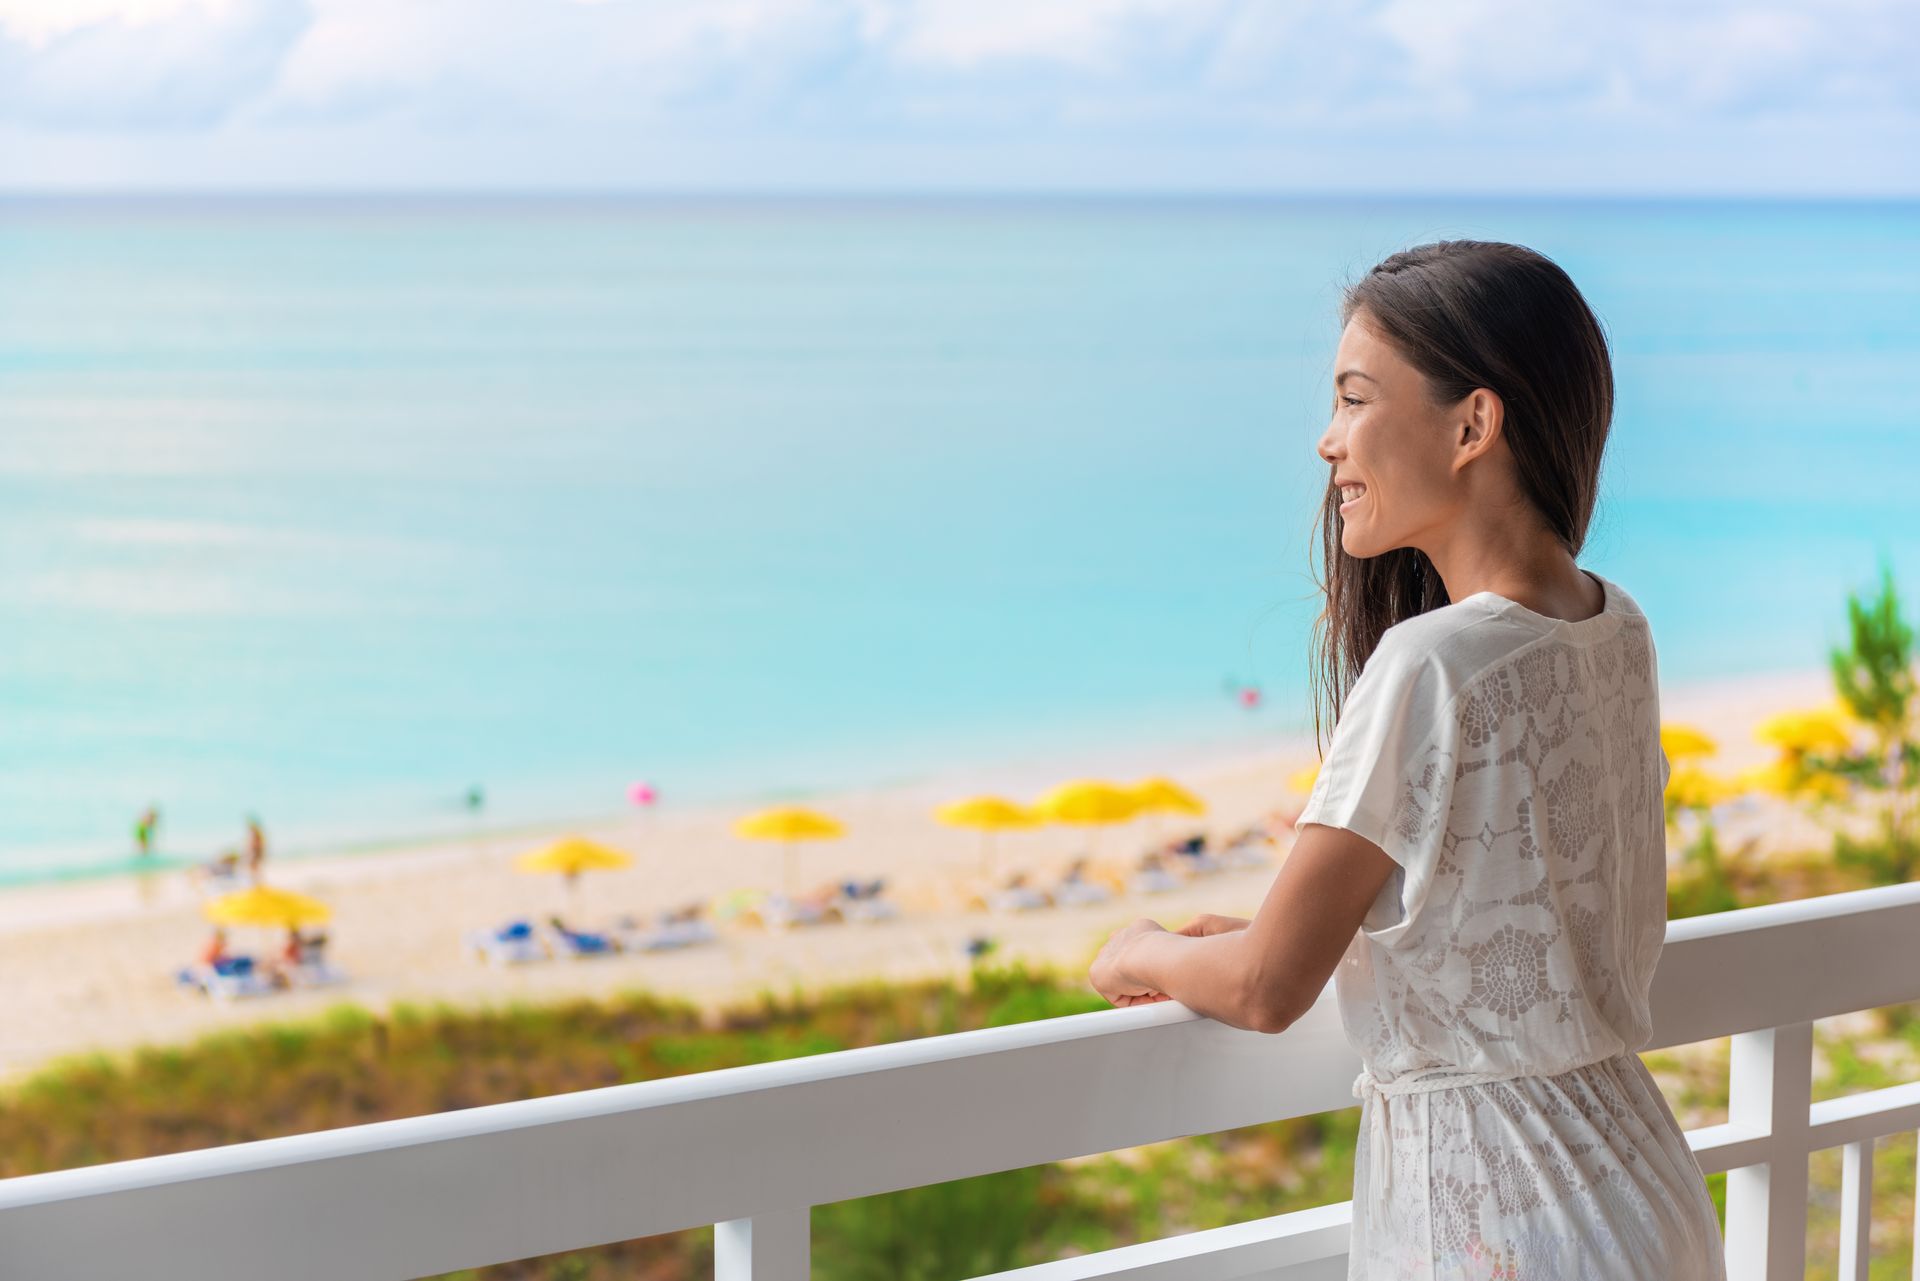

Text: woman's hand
xmin=1089 ymin=917 xmax=1174 ymax=1007
xmin=1176 ymin=913 xmax=1251 ymax=938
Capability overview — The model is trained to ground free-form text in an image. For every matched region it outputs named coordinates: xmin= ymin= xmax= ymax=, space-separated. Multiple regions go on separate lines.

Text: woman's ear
xmin=1451 ymin=387 xmax=1505 ymax=473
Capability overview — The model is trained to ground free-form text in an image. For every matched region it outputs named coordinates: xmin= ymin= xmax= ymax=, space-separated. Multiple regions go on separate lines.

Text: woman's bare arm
xmin=1105 ymin=822 xmax=1397 ymax=1032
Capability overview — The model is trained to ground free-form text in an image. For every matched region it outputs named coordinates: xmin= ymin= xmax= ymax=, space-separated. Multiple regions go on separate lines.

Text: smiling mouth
xmin=1338 ymin=484 xmax=1366 ymax=510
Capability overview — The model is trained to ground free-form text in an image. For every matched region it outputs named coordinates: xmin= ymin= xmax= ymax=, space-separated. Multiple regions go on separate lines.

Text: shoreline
xmin=0 ymin=658 xmax=1831 ymax=905
xmin=0 ymin=715 xmax=1308 ymax=936
xmin=0 ymin=665 xmax=1837 ymax=1083
xmin=0 ymin=698 xmax=1298 ymax=895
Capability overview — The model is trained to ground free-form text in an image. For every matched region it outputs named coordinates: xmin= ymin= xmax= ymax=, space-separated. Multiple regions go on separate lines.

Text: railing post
xmin=1912 ymin=1132 xmax=1920 ymax=1281
xmin=715 ymin=1208 xmax=810 ymax=1281
xmin=1840 ymin=1139 xmax=1874 ymax=1280
xmin=1724 ymin=1021 xmax=1812 ymax=1281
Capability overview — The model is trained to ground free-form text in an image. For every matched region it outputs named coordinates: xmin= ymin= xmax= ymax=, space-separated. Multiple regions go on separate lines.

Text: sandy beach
xmin=0 ymin=665 xmax=1838 ymax=1083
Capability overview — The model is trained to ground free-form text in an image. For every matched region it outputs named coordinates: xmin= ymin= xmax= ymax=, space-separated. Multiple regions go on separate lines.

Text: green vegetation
xmin=1830 ymin=559 xmax=1920 ymax=883
xmin=1665 ymin=560 xmax=1920 ymax=920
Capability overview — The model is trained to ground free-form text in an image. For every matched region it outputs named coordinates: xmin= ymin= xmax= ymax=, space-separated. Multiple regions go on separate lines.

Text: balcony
xmin=7 ymin=880 xmax=1920 ymax=1281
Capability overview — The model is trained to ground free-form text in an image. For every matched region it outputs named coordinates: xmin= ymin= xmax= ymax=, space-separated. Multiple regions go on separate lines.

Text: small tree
xmin=1826 ymin=558 xmax=1920 ymax=881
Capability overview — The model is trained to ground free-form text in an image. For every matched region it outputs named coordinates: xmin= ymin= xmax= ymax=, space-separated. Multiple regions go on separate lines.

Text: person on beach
xmin=197 ymin=927 xmax=263 ymax=980
xmin=1088 ymin=241 xmax=1724 ymax=1278
xmin=199 ymin=927 xmax=232 ymax=969
xmin=245 ymin=814 xmax=268 ymax=883
xmin=133 ymin=805 xmax=160 ymax=858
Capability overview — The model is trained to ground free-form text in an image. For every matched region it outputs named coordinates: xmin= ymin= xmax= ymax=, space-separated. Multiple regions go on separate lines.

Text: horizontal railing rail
xmin=7 ymin=880 xmax=1920 ymax=1281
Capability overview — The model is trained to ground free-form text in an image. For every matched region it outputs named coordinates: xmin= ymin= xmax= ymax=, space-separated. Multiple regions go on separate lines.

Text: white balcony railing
xmin=8 ymin=881 xmax=1920 ymax=1281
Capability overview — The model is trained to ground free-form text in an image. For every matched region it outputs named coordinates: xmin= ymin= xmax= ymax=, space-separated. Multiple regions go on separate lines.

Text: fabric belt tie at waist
xmin=1351 ymin=1061 xmax=1619 ymax=1192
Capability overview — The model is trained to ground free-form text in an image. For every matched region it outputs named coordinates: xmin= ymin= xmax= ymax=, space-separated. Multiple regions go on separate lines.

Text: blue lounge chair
xmin=175 ymin=956 xmax=278 ymax=1001
xmin=543 ymin=922 xmax=621 ymax=958
xmin=466 ymin=919 xmax=549 ymax=966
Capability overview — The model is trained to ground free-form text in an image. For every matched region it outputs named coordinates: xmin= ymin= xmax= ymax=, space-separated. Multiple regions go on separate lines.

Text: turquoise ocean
xmin=2 ymin=195 xmax=1915 ymax=883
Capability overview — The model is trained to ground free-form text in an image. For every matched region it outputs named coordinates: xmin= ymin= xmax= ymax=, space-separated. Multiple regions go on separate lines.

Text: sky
xmin=0 ymin=0 xmax=1915 ymax=195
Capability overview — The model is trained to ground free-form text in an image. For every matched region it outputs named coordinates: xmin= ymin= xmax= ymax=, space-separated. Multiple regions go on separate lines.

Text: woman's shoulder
xmin=1370 ymin=595 xmax=1535 ymax=682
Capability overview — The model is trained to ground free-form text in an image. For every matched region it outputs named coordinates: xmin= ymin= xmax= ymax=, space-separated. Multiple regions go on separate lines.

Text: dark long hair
xmin=1309 ymin=240 xmax=1614 ymax=753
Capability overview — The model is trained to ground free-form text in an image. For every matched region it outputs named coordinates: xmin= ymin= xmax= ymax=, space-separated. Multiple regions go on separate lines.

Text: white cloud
xmin=0 ymin=0 xmax=248 ymax=46
xmin=0 ymin=0 xmax=307 ymax=128
xmin=255 ymin=0 xmax=881 ymax=126
xmin=880 ymin=0 xmax=1223 ymax=73
xmin=0 ymin=0 xmax=1913 ymax=188
xmin=1370 ymin=0 xmax=1919 ymax=119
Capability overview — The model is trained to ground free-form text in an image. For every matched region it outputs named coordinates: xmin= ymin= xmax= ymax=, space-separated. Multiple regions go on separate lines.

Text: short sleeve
xmin=1294 ymin=635 xmax=1460 ymax=944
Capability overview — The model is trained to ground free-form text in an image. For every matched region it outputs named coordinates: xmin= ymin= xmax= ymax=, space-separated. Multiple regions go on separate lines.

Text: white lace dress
xmin=1295 ymin=570 xmax=1726 ymax=1279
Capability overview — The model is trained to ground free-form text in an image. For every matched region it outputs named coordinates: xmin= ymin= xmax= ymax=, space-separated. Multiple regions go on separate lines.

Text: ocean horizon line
xmin=3 ymin=188 xmax=1917 ymax=208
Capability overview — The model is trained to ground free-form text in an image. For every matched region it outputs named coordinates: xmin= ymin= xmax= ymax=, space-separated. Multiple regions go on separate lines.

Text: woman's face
xmin=1316 ymin=312 xmax=1467 ymax=560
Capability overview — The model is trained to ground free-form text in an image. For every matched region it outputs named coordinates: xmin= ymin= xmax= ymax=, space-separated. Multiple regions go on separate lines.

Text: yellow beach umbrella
xmin=1033 ymin=779 xmax=1140 ymax=860
xmin=515 ymin=836 xmax=633 ymax=879
xmin=1287 ymin=763 xmax=1321 ymax=794
xmin=1659 ymin=723 xmax=1718 ymax=761
xmin=203 ymin=885 xmax=331 ymax=929
xmin=1033 ymin=779 xmax=1140 ymax=825
xmin=1125 ymin=776 xmax=1206 ymax=851
xmin=1754 ymin=706 xmax=1854 ymax=755
xmin=935 ymin=796 xmax=1042 ymax=878
xmin=514 ymin=837 xmax=633 ymax=908
xmin=732 ymin=806 xmax=846 ymax=900
xmin=1126 ymin=777 xmax=1207 ymax=817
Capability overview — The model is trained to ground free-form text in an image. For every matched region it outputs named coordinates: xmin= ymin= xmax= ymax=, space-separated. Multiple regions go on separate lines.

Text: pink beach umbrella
xmin=628 ymin=781 xmax=659 ymax=808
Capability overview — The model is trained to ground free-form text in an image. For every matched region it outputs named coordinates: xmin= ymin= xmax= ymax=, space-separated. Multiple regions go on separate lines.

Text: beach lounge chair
xmin=1220 ymin=832 xmax=1274 ymax=869
xmin=834 ymin=876 xmax=900 ymax=924
xmin=1129 ymin=864 xmax=1183 ymax=894
xmin=286 ymin=958 xmax=351 ymax=989
xmin=466 ymin=919 xmax=549 ymax=965
xmin=1176 ymin=849 xmax=1227 ymax=876
xmin=174 ymin=956 xmax=278 ymax=1001
xmin=1127 ymin=849 xmax=1183 ymax=894
xmin=1048 ymin=857 xmax=1115 ymax=907
xmin=614 ymin=911 xmax=719 ymax=952
xmin=1168 ymin=834 xmax=1227 ymax=877
xmin=1050 ymin=877 xmax=1114 ymax=906
xmin=839 ymin=896 xmax=900 ymax=924
xmin=981 ymin=871 xmax=1052 ymax=912
xmin=543 ymin=922 xmax=622 ymax=958
xmin=761 ymin=892 xmax=845 ymax=930
xmin=985 ymin=884 xmax=1050 ymax=911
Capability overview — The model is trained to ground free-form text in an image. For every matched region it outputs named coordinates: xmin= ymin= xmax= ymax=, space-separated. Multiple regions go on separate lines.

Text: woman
xmin=1089 ymin=240 xmax=1724 ymax=1278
